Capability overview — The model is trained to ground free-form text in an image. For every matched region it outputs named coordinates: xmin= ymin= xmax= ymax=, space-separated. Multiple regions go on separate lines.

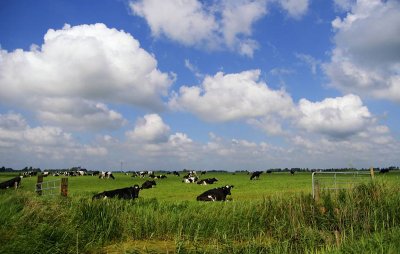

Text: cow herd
xmin=91 ymin=170 xmax=231 ymax=202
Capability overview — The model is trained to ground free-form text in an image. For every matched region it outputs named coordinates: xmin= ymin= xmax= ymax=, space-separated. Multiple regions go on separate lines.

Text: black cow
xmin=250 ymin=171 xmax=263 ymax=180
xmin=173 ymin=171 xmax=180 ymax=177
xmin=290 ymin=169 xmax=295 ymax=175
xmin=196 ymin=185 xmax=234 ymax=201
xmin=379 ymin=168 xmax=390 ymax=174
xmin=197 ymin=178 xmax=218 ymax=185
xmin=141 ymin=180 xmax=156 ymax=189
xmin=0 ymin=176 xmax=22 ymax=189
xmin=92 ymin=185 xmax=140 ymax=200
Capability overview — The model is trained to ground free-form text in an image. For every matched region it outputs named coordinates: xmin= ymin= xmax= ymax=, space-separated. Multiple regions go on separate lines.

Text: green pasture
xmin=2 ymin=171 xmax=398 ymax=201
xmin=0 ymin=171 xmax=399 ymax=253
xmin=1 ymin=171 xmax=314 ymax=200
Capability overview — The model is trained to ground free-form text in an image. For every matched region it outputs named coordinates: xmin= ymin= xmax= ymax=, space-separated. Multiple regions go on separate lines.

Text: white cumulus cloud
xmin=126 ymin=114 xmax=171 ymax=143
xmin=170 ymin=69 xmax=295 ymax=122
xmin=37 ymin=98 xmax=127 ymax=131
xmin=297 ymin=94 xmax=372 ymax=138
xmin=130 ymin=0 xmax=307 ymax=57
xmin=324 ymin=0 xmax=400 ymax=102
xmin=0 ymin=23 xmax=174 ymax=131
xmin=0 ymin=113 xmax=107 ymax=162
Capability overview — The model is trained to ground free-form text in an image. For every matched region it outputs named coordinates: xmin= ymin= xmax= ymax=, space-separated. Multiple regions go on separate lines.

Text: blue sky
xmin=0 ymin=0 xmax=399 ymax=171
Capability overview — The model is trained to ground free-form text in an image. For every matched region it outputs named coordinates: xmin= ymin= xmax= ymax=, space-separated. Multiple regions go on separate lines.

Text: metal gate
xmin=312 ymin=171 xmax=372 ymax=199
xmin=35 ymin=177 xmax=68 ymax=196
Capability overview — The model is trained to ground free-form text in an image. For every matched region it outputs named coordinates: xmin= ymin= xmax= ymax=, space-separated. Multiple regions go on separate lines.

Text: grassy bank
xmin=0 ymin=180 xmax=399 ymax=253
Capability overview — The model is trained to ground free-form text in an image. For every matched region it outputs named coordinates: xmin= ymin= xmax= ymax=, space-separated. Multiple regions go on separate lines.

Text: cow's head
xmin=132 ymin=184 xmax=140 ymax=198
xmin=223 ymin=185 xmax=234 ymax=195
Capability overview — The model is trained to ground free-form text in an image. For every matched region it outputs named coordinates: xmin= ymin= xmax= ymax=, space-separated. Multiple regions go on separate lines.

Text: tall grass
xmin=0 ymin=181 xmax=399 ymax=253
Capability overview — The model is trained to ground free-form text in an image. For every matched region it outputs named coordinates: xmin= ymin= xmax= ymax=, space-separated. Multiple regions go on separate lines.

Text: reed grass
xmin=0 ymin=180 xmax=399 ymax=253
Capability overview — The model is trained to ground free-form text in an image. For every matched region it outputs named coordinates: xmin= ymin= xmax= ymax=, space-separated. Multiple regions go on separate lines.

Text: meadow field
xmin=0 ymin=171 xmax=399 ymax=253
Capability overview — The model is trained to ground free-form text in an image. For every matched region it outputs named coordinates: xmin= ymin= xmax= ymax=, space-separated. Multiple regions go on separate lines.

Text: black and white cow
xmin=99 ymin=171 xmax=115 ymax=179
xmin=183 ymin=176 xmax=198 ymax=183
xmin=91 ymin=171 xmax=100 ymax=176
xmin=22 ymin=171 xmax=37 ymax=177
xmin=0 ymin=176 xmax=22 ymax=189
xmin=172 ymin=171 xmax=180 ymax=177
xmin=250 ymin=171 xmax=263 ymax=180
xmin=141 ymin=180 xmax=157 ymax=189
xmin=152 ymin=174 xmax=167 ymax=179
xmin=92 ymin=185 xmax=140 ymax=200
xmin=196 ymin=185 xmax=234 ymax=201
xmin=197 ymin=177 xmax=218 ymax=185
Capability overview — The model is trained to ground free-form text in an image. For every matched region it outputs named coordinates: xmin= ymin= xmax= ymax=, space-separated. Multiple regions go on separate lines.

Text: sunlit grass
xmin=0 ymin=171 xmax=399 ymax=253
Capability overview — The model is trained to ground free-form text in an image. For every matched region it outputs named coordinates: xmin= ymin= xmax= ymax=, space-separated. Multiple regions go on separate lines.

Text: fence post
xmin=370 ymin=167 xmax=374 ymax=179
xmin=61 ymin=178 xmax=68 ymax=197
xmin=36 ymin=175 xmax=43 ymax=196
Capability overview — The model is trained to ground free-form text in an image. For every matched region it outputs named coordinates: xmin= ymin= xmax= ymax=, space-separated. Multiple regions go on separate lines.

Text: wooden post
xmin=36 ymin=175 xmax=43 ymax=196
xmin=370 ymin=167 xmax=375 ymax=179
xmin=61 ymin=178 xmax=68 ymax=197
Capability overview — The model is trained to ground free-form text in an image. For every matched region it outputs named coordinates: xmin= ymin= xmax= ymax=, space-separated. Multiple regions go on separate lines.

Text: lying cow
xmin=250 ymin=171 xmax=263 ymax=180
xmin=141 ymin=180 xmax=156 ymax=189
xmin=92 ymin=185 xmax=140 ymax=200
xmin=0 ymin=176 xmax=22 ymax=189
xmin=196 ymin=185 xmax=234 ymax=201
xmin=197 ymin=177 xmax=218 ymax=185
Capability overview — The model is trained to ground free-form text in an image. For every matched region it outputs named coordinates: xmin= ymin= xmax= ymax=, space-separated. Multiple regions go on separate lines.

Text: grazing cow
xmin=266 ymin=170 xmax=272 ymax=174
xmin=196 ymin=185 xmax=234 ymax=201
xmin=183 ymin=176 xmax=198 ymax=183
xmin=153 ymin=174 xmax=167 ymax=179
xmin=201 ymin=171 xmax=207 ymax=175
xmin=197 ymin=178 xmax=218 ymax=185
xmin=22 ymin=171 xmax=37 ymax=177
xmin=250 ymin=171 xmax=263 ymax=180
xmin=141 ymin=180 xmax=156 ymax=189
xmin=99 ymin=171 xmax=115 ymax=179
xmin=42 ymin=172 xmax=50 ymax=177
xmin=379 ymin=168 xmax=390 ymax=174
xmin=0 ymin=176 xmax=22 ymax=189
xmin=172 ymin=171 xmax=180 ymax=177
xmin=68 ymin=171 xmax=77 ymax=177
xmin=92 ymin=185 xmax=140 ymax=200
xmin=91 ymin=171 xmax=100 ymax=176
xmin=77 ymin=170 xmax=86 ymax=176
xmin=138 ymin=171 xmax=148 ymax=178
